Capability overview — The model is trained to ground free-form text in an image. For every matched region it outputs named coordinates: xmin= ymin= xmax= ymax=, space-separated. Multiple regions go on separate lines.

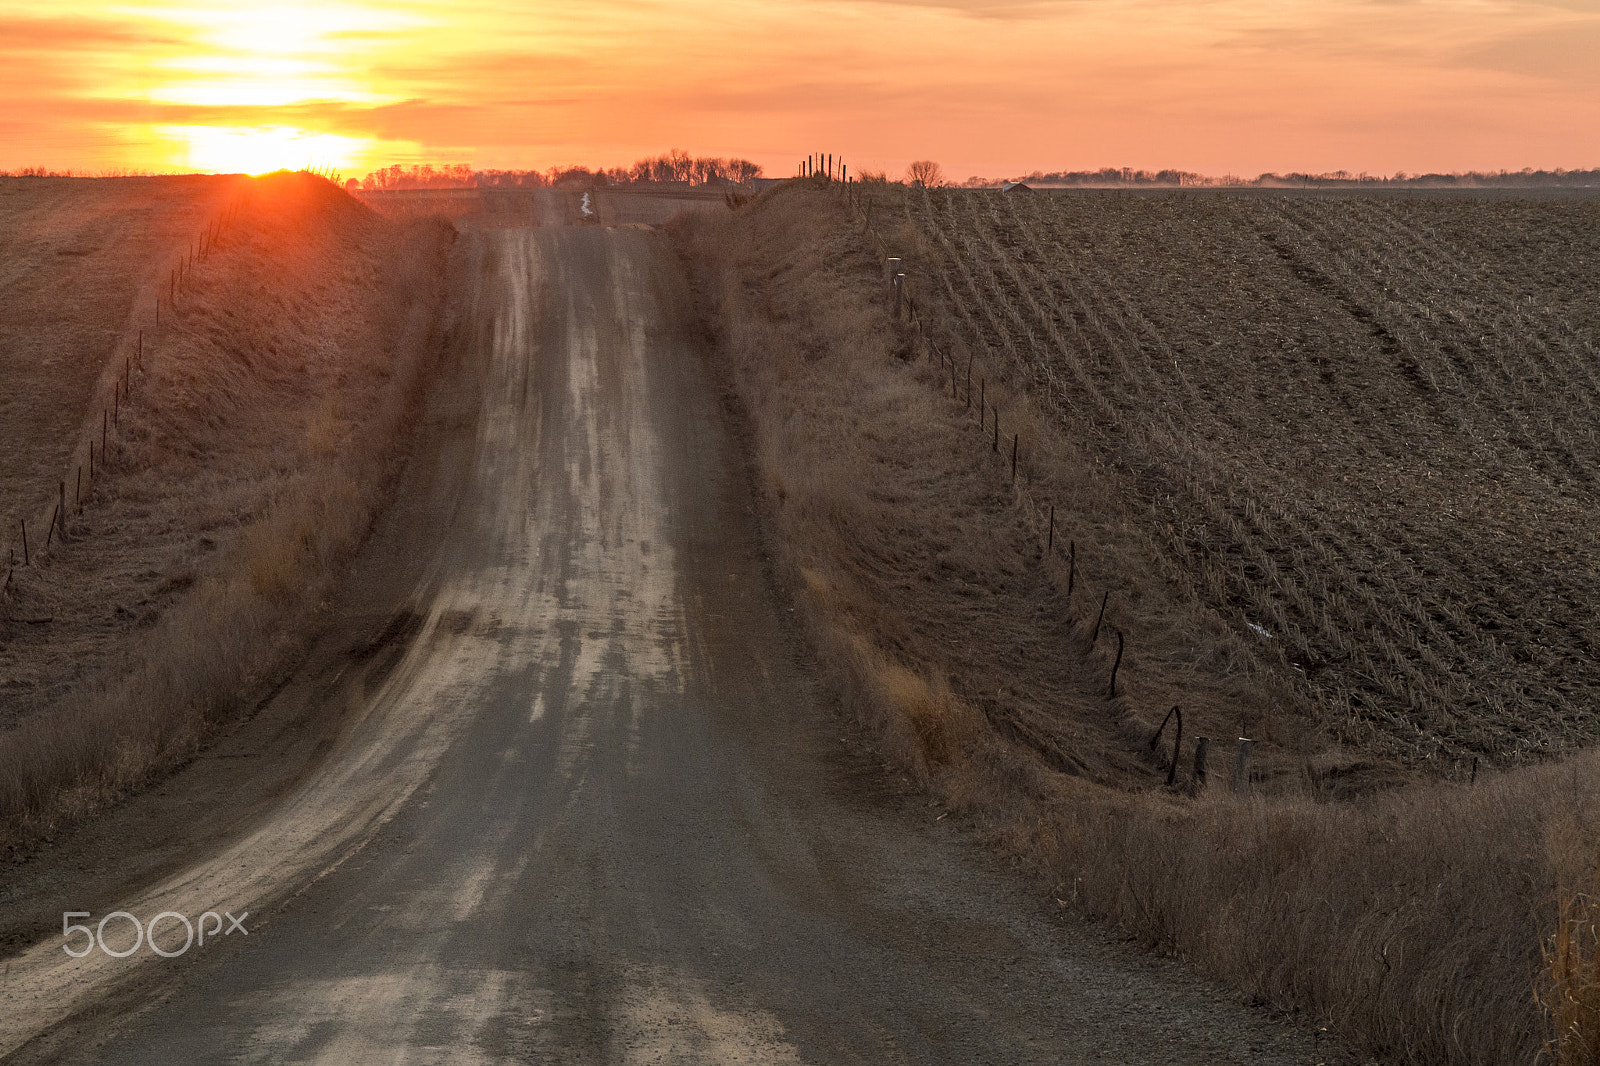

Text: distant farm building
xmin=1000 ymin=181 xmax=1033 ymax=192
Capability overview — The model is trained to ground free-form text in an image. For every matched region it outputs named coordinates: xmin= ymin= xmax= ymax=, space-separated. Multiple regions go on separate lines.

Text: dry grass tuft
xmin=1543 ymin=890 xmax=1600 ymax=1064
xmin=1542 ymin=825 xmax=1600 ymax=1065
xmin=845 ymin=633 xmax=980 ymax=772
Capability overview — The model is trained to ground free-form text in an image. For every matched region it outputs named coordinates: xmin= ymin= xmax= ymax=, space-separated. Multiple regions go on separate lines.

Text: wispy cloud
xmin=0 ymin=13 xmax=179 ymax=51
xmin=813 ymin=0 xmax=1075 ymax=20
xmin=1459 ymin=18 xmax=1600 ymax=83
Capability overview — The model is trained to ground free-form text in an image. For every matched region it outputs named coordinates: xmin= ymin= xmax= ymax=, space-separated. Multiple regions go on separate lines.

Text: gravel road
xmin=0 ymin=214 xmax=1350 ymax=1064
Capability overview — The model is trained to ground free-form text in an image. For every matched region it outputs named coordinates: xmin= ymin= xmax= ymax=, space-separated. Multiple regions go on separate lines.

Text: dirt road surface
xmin=0 ymin=215 xmax=1347 ymax=1063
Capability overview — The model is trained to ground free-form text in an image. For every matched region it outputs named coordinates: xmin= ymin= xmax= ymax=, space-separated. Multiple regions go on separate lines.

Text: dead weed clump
xmin=1540 ymin=816 xmax=1600 ymax=1065
xmin=675 ymin=180 xmax=1600 ymax=1065
xmin=0 ymin=172 xmax=452 ymax=850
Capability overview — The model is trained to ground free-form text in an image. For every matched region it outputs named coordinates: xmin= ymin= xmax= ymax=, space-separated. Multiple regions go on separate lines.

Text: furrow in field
xmin=909 ymin=190 xmax=1600 ymax=761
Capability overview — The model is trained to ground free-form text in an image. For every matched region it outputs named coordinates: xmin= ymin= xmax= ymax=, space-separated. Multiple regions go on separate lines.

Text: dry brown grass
xmin=0 ymin=175 xmax=242 ymax=586
xmin=675 ymin=180 xmax=1600 ymax=1064
xmin=0 ymin=172 xmax=452 ymax=851
xmin=1541 ymin=826 xmax=1600 ymax=1065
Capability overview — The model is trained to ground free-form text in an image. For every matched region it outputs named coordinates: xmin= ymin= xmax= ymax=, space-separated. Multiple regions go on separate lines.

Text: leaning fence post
xmin=1108 ymin=629 xmax=1124 ymax=698
xmin=1193 ymin=737 xmax=1210 ymax=786
xmin=1232 ymin=738 xmax=1256 ymax=795
xmin=1149 ymin=706 xmax=1182 ymax=786
xmin=1048 ymin=505 xmax=1054 ymax=551
xmin=20 ymin=518 xmax=29 ymax=565
xmin=993 ymin=409 xmax=999 ymax=452
xmin=58 ymin=481 xmax=65 ymax=534
xmin=1067 ymin=541 xmax=1076 ymax=600
xmin=46 ymin=503 xmax=59 ymax=547
xmin=1091 ymin=590 xmax=1108 ymax=643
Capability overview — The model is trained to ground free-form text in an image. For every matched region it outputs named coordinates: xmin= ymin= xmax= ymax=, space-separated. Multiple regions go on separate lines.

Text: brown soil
xmin=595 ymin=186 xmax=732 ymax=226
xmin=895 ymin=185 xmax=1600 ymax=772
xmin=356 ymin=185 xmax=735 ymax=230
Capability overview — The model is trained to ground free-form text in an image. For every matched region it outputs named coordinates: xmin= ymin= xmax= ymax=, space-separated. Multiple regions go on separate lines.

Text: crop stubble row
xmin=903 ymin=186 xmax=1600 ymax=768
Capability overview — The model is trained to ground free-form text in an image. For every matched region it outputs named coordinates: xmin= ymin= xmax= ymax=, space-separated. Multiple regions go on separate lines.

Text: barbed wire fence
xmin=1 ymin=172 xmax=344 ymax=612
xmin=3 ymin=194 xmax=247 ymax=599
xmin=789 ymin=157 xmax=1244 ymax=792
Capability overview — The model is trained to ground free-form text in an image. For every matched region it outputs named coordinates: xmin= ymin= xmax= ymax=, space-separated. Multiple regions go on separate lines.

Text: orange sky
xmin=1 ymin=0 xmax=1597 ymax=180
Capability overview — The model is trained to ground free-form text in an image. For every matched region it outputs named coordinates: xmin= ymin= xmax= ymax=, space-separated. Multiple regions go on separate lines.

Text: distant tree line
xmin=857 ymin=162 xmax=1600 ymax=189
xmin=357 ymin=150 xmax=762 ymax=192
xmin=1 ymin=166 xmax=159 ymax=178
xmin=613 ymin=149 xmax=761 ymax=185
xmin=999 ymin=166 xmax=1600 ymax=188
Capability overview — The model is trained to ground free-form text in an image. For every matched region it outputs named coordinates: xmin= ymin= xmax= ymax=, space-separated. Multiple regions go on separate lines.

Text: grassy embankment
xmin=675 ymin=181 xmax=1600 ymax=1066
xmin=0 ymin=172 xmax=452 ymax=852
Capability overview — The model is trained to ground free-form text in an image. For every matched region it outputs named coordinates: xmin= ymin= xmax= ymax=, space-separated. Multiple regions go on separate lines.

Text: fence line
xmin=793 ymin=161 xmax=1220 ymax=791
xmin=0 ymin=173 xmax=327 ymax=599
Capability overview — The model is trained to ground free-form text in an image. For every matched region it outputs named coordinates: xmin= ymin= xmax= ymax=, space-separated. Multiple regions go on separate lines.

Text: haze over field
xmin=2 ymin=0 xmax=1598 ymax=179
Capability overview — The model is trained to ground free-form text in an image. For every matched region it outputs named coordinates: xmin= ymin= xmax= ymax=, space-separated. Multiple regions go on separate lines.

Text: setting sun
xmin=168 ymin=124 xmax=367 ymax=175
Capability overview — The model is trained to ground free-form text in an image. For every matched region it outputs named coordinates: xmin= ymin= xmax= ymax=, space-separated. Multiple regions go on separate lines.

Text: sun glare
xmin=123 ymin=2 xmax=424 ymax=174
xmin=170 ymin=125 xmax=368 ymax=175
xmin=147 ymin=4 xmax=399 ymax=109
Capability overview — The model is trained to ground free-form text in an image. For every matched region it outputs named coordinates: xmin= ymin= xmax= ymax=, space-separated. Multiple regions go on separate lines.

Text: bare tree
xmin=906 ymin=160 xmax=945 ymax=188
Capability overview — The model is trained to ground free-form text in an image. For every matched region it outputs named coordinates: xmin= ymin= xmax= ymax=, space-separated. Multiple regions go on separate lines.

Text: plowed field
xmin=902 ymin=188 xmax=1600 ymax=768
